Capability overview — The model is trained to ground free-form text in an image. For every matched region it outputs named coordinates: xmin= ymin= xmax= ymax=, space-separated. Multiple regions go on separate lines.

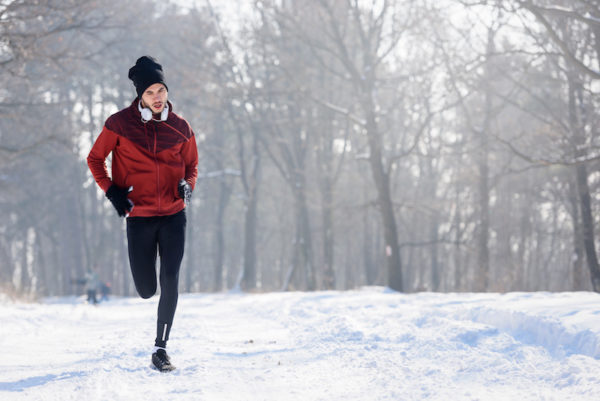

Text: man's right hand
xmin=106 ymin=184 xmax=134 ymax=217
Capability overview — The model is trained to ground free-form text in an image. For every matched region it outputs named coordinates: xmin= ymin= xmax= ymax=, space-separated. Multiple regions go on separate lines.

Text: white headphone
xmin=138 ymin=100 xmax=169 ymax=123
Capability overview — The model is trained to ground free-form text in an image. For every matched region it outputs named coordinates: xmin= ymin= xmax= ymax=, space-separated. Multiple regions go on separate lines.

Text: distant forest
xmin=2 ymin=0 xmax=600 ymax=297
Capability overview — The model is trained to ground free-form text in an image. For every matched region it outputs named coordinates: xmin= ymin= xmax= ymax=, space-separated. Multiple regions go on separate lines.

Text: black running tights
xmin=126 ymin=210 xmax=186 ymax=348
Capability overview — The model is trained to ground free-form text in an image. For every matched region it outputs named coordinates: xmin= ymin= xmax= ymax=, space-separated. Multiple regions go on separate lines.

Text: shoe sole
xmin=150 ymin=362 xmax=176 ymax=372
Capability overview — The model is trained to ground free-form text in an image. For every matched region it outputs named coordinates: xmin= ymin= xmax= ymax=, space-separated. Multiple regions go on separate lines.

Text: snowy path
xmin=1 ymin=288 xmax=600 ymax=400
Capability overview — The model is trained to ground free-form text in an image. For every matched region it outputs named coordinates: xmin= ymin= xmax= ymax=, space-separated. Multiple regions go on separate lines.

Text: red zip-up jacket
xmin=87 ymin=99 xmax=198 ymax=217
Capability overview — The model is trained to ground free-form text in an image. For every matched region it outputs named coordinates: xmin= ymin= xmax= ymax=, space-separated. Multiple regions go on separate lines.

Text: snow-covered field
xmin=1 ymin=288 xmax=600 ymax=400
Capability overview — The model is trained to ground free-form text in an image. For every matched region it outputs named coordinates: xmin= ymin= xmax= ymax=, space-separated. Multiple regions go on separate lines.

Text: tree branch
xmin=519 ymin=0 xmax=600 ymax=79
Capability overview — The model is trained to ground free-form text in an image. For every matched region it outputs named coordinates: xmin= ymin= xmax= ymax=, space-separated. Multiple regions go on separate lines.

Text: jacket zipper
xmin=153 ymin=124 xmax=161 ymax=213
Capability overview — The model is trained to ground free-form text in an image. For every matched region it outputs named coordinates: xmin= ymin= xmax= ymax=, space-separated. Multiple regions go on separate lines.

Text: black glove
xmin=178 ymin=179 xmax=192 ymax=205
xmin=106 ymin=184 xmax=133 ymax=217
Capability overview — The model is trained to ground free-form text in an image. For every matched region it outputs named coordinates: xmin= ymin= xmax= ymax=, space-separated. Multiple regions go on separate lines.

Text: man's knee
xmin=136 ymin=282 xmax=157 ymax=299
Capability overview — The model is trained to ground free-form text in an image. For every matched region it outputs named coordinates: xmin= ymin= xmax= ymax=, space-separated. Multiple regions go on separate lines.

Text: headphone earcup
xmin=141 ymin=108 xmax=152 ymax=122
xmin=160 ymin=104 xmax=169 ymax=121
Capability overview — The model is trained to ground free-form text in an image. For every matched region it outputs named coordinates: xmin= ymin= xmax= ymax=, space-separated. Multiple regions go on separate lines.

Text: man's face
xmin=141 ymin=83 xmax=168 ymax=114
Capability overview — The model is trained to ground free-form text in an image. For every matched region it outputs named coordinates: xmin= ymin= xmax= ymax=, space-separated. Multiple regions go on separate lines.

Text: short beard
xmin=140 ymin=98 xmax=164 ymax=114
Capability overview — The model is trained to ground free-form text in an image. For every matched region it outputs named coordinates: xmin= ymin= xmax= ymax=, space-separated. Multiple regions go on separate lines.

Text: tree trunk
xmin=214 ymin=180 xmax=231 ymax=292
xmin=568 ymin=174 xmax=586 ymax=290
xmin=0 ymin=240 xmax=11 ymax=289
xmin=286 ymin=184 xmax=315 ymax=291
xmin=321 ymin=177 xmax=335 ymax=289
xmin=365 ymin=109 xmax=403 ymax=291
xmin=316 ymin=119 xmax=336 ymax=289
xmin=363 ymin=204 xmax=376 ymax=286
xmin=496 ymin=181 xmax=514 ymax=291
xmin=568 ymin=74 xmax=600 ymax=291
xmin=474 ymin=27 xmax=494 ymax=292
xmin=20 ymin=231 xmax=29 ymax=294
xmin=240 ymin=127 xmax=261 ymax=291
xmin=36 ymin=232 xmax=48 ymax=296
xmin=453 ymin=183 xmax=463 ymax=292
xmin=430 ymin=211 xmax=441 ymax=291
xmin=575 ymin=164 xmax=600 ymax=291
xmin=242 ymin=182 xmax=258 ymax=291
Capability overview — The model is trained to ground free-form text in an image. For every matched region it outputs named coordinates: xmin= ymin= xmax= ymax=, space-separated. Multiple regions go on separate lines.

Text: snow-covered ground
xmin=1 ymin=288 xmax=600 ymax=400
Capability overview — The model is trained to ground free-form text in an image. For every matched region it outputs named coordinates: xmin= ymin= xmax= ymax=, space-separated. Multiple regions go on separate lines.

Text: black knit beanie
xmin=128 ymin=56 xmax=168 ymax=99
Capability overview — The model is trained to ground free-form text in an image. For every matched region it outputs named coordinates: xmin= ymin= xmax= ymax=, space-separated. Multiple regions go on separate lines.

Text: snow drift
xmin=1 ymin=288 xmax=600 ymax=400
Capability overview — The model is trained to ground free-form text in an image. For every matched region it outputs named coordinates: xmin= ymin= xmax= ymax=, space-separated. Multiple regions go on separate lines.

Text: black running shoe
xmin=152 ymin=349 xmax=176 ymax=372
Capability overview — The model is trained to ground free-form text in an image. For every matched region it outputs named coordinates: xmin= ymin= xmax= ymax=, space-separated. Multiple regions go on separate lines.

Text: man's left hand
xmin=178 ymin=179 xmax=192 ymax=205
